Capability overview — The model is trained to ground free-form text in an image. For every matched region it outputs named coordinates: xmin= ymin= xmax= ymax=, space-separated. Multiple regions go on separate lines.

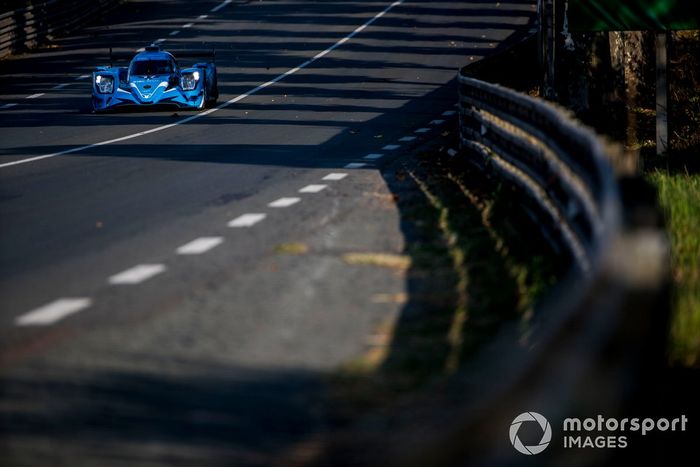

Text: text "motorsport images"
xmin=509 ymin=412 xmax=688 ymax=454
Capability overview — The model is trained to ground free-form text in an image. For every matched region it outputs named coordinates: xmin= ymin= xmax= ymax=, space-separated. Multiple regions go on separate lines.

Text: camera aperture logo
xmin=509 ymin=412 xmax=688 ymax=454
xmin=509 ymin=412 xmax=552 ymax=455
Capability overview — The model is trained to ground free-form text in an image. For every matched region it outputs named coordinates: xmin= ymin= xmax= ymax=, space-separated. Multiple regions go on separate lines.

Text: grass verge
xmin=644 ymin=31 xmax=699 ymax=367
xmin=648 ymin=170 xmax=700 ymax=367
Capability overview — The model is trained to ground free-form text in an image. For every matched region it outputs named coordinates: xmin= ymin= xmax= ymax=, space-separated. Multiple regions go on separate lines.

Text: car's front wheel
xmin=197 ymin=73 xmax=208 ymax=110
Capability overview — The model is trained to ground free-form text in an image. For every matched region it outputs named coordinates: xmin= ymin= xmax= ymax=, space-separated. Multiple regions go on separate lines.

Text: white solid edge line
xmin=228 ymin=213 xmax=267 ymax=228
xmin=211 ymin=0 xmax=232 ymax=13
xmin=299 ymin=184 xmax=327 ymax=193
xmin=345 ymin=162 xmax=367 ymax=169
xmin=176 ymin=237 xmax=224 ymax=255
xmin=108 ymin=264 xmax=166 ymax=285
xmin=268 ymin=197 xmax=301 ymax=208
xmin=323 ymin=172 xmax=348 ymax=181
xmin=364 ymin=153 xmax=383 ymax=160
xmin=0 ymin=0 xmax=405 ymax=170
xmin=16 ymin=298 xmax=92 ymax=326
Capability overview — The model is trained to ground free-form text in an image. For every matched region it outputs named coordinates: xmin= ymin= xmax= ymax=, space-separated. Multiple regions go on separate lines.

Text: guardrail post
xmin=542 ymin=0 xmax=556 ymax=99
xmin=1 ymin=0 xmax=123 ymax=59
xmin=655 ymin=32 xmax=669 ymax=156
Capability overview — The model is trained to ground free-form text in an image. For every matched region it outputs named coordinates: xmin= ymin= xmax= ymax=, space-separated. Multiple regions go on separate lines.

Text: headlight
xmin=181 ymin=71 xmax=200 ymax=91
xmin=95 ymin=75 xmax=114 ymax=94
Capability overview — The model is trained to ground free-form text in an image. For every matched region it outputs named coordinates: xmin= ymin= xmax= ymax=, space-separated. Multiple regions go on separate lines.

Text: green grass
xmin=648 ymin=170 xmax=700 ymax=367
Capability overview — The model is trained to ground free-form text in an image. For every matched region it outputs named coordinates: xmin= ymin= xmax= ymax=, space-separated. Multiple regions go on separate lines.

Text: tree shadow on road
xmin=0 ymin=363 xmax=328 ymax=467
xmin=318 ymin=126 xmax=563 ymax=465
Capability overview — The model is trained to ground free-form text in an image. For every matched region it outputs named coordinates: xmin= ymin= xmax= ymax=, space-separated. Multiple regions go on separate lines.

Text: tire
xmin=198 ymin=70 xmax=207 ymax=110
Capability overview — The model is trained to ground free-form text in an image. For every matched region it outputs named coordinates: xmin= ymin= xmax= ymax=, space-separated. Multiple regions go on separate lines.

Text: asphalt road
xmin=0 ymin=1 xmax=535 ymax=465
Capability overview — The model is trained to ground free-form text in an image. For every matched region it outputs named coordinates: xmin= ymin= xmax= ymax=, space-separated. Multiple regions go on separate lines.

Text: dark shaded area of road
xmin=0 ymin=1 xmax=538 ymax=465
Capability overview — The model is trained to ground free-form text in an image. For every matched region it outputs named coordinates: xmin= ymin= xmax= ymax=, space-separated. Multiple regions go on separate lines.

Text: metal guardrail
xmin=458 ymin=76 xmax=621 ymax=273
xmin=331 ymin=59 xmax=671 ymax=467
xmin=417 ymin=62 xmax=671 ymax=466
xmin=440 ymin=66 xmax=670 ymax=465
xmin=0 ymin=0 xmax=122 ymax=59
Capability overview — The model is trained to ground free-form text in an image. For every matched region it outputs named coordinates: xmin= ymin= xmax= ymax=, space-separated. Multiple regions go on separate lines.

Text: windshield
xmin=130 ymin=60 xmax=173 ymax=77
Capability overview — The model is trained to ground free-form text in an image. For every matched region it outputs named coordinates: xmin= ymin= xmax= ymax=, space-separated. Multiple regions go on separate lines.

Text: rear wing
xmin=105 ymin=45 xmax=216 ymax=67
xmin=171 ymin=48 xmax=216 ymax=65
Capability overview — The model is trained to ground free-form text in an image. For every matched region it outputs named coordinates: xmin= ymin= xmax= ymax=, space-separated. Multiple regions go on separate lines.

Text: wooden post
xmin=655 ymin=32 xmax=669 ymax=156
xmin=623 ymin=32 xmax=643 ymax=157
xmin=537 ymin=0 xmax=544 ymax=83
xmin=543 ymin=0 xmax=556 ymax=99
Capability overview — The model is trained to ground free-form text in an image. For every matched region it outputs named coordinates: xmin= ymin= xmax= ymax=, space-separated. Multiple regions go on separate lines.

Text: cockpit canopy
xmin=129 ymin=59 xmax=175 ymax=77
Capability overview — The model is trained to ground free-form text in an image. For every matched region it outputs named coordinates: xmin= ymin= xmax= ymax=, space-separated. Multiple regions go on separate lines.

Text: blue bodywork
xmin=92 ymin=45 xmax=218 ymax=112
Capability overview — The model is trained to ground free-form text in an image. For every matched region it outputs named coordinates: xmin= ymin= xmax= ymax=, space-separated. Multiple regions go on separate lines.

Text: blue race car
xmin=92 ymin=45 xmax=218 ymax=112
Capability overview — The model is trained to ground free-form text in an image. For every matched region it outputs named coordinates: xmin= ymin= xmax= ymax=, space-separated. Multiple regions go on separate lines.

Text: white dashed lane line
xmin=228 ymin=213 xmax=267 ymax=227
xmin=211 ymin=0 xmax=232 ymax=13
xmin=364 ymin=153 xmax=383 ymax=160
xmin=169 ymin=30 xmax=181 ymax=36
xmin=198 ymin=14 xmax=209 ymax=20
xmin=108 ymin=264 xmax=166 ymax=285
xmin=154 ymin=38 xmax=166 ymax=44
xmin=1 ymin=103 xmax=17 ymax=109
xmin=1 ymin=0 xmax=407 ymax=170
xmin=323 ymin=173 xmax=348 ymax=181
xmin=442 ymin=110 xmax=456 ymax=116
xmin=299 ymin=184 xmax=327 ymax=193
xmin=382 ymin=144 xmax=400 ymax=150
xmin=52 ymin=83 xmax=69 ymax=90
xmin=183 ymin=22 xmax=194 ymax=28
xmin=15 ymin=298 xmax=92 ymax=326
xmin=11 ymin=168 xmax=352 ymax=325
xmin=10 ymin=110 xmax=451 ymax=327
xmin=430 ymin=119 xmax=445 ymax=125
xmin=268 ymin=197 xmax=301 ymax=208
xmin=26 ymin=93 xmax=44 ymax=99
xmin=76 ymin=75 xmax=90 ymax=80
xmin=176 ymin=237 xmax=223 ymax=255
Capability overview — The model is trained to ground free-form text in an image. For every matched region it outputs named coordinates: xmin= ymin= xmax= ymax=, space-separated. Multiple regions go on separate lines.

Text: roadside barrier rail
xmin=458 ymin=75 xmax=623 ymax=273
xmin=402 ymin=61 xmax=672 ymax=467
xmin=338 ymin=56 xmax=671 ymax=467
xmin=0 ymin=0 xmax=122 ymax=59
